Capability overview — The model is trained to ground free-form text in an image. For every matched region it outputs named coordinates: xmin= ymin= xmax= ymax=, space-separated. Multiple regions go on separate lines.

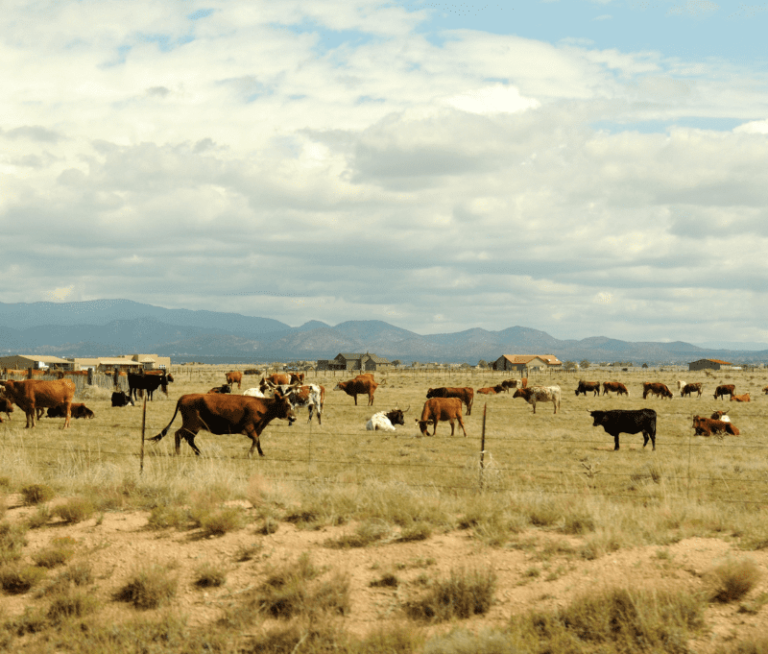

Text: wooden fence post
xmin=140 ymin=396 xmax=147 ymax=476
xmin=479 ymin=404 xmax=487 ymax=491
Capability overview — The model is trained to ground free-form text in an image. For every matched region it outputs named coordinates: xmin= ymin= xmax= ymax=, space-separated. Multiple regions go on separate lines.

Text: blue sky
xmin=1 ymin=0 xmax=768 ymax=345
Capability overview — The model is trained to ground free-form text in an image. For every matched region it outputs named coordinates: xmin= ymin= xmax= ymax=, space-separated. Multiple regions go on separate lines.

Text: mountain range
xmin=0 ymin=299 xmax=766 ymax=365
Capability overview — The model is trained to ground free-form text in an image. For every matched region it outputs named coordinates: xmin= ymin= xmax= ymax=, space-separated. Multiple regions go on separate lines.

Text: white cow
xmin=677 ymin=380 xmax=687 ymax=391
xmin=366 ymin=411 xmax=396 ymax=432
xmin=513 ymin=385 xmax=562 ymax=414
xmin=243 ymin=387 xmax=268 ymax=398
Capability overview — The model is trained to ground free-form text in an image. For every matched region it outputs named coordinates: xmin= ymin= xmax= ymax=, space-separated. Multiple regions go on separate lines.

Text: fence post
xmin=479 ymin=404 xmax=487 ymax=491
xmin=87 ymin=368 xmax=94 ymax=386
xmin=140 ymin=396 xmax=147 ymax=476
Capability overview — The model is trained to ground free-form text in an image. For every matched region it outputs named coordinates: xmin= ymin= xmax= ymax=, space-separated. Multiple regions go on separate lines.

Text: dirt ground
xmin=4 ymin=493 xmax=768 ymax=652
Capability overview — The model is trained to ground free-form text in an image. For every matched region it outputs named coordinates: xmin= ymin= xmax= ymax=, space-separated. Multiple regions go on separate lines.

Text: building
xmin=316 ymin=353 xmax=391 ymax=372
xmin=492 ymin=354 xmax=563 ymax=374
xmin=0 ymin=355 xmax=73 ymax=371
xmin=688 ymin=358 xmax=732 ymax=372
xmin=0 ymin=353 xmax=171 ymax=374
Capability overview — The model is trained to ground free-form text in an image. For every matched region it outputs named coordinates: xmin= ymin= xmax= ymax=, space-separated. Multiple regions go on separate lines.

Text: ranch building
xmin=0 ymin=354 xmax=73 ymax=372
xmin=688 ymin=358 xmax=732 ymax=372
xmin=316 ymin=353 xmax=391 ymax=372
xmin=492 ymin=354 xmax=563 ymax=374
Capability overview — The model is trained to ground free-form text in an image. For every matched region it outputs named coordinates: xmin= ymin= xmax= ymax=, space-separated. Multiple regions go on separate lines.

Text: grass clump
xmin=32 ymin=537 xmax=76 ymax=568
xmin=114 ymin=563 xmax=178 ymax=609
xmin=26 ymin=504 xmax=51 ymax=529
xmin=52 ymin=497 xmax=95 ymax=524
xmin=0 ymin=563 xmax=47 ymax=594
xmin=406 ymin=567 xmax=496 ymax=622
xmin=235 ymin=542 xmax=263 ymax=561
xmin=47 ymin=590 xmax=99 ymax=622
xmin=194 ymin=561 xmax=227 ymax=588
xmin=425 ymin=629 xmax=518 ymax=654
xmin=20 ymin=483 xmax=55 ymax=506
xmin=0 ymin=522 xmax=27 ymax=563
xmin=399 ymin=521 xmax=432 ymax=542
xmin=199 ymin=507 xmax=245 ymax=537
xmin=370 ymin=572 xmax=399 ymax=588
xmin=146 ymin=504 xmax=189 ymax=530
xmin=326 ymin=520 xmax=390 ymax=548
xmin=708 ymin=558 xmax=761 ymax=603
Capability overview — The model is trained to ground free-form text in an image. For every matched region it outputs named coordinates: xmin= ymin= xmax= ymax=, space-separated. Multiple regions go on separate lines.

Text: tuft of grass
xmin=32 ymin=537 xmax=77 ymax=569
xmin=399 ymin=521 xmax=432 ymax=542
xmin=561 ymin=512 xmax=596 ymax=535
xmin=708 ymin=558 xmax=761 ymax=603
xmin=406 ymin=567 xmax=497 ymax=622
xmin=199 ymin=507 xmax=245 ymax=537
xmin=370 ymin=572 xmax=399 ymax=588
xmin=235 ymin=542 xmax=263 ymax=561
xmin=0 ymin=522 xmax=27 ymax=563
xmin=146 ymin=504 xmax=189 ymax=530
xmin=52 ymin=497 xmax=95 ymax=524
xmin=256 ymin=516 xmax=280 ymax=535
xmin=26 ymin=504 xmax=51 ymax=529
xmin=20 ymin=483 xmax=55 ymax=506
xmin=326 ymin=520 xmax=390 ymax=549
xmin=716 ymin=637 xmax=768 ymax=654
xmin=424 ymin=629 xmax=518 ymax=654
xmin=0 ymin=563 xmax=47 ymax=594
xmin=47 ymin=590 xmax=99 ymax=622
xmin=194 ymin=561 xmax=227 ymax=588
xmin=114 ymin=563 xmax=178 ymax=609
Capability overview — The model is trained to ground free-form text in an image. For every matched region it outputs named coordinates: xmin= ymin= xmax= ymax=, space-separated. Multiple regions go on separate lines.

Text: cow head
xmin=415 ymin=418 xmax=432 ymax=436
xmin=333 ymin=382 xmax=347 ymax=392
xmin=273 ymin=390 xmax=297 ymax=425
xmin=589 ymin=410 xmax=606 ymax=426
xmin=385 ymin=408 xmax=406 ymax=427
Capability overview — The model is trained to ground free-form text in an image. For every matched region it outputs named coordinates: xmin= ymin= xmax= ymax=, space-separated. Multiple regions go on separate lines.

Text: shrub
xmin=32 ymin=537 xmax=76 ymax=568
xmin=114 ymin=563 xmax=178 ymax=609
xmin=709 ymin=558 xmax=761 ymax=603
xmin=47 ymin=590 xmax=99 ymax=622
xmin=0 ymin=522 xmax=27 ymax=563
xmin=21 ymin=484 xmax=55 ymax=506
xmin=326 ymin=521 xmax=390 ymax=548
xmin=235 ymin=542 xmax=263 ymax=561
xmin=146 ymin=505 xmax=189 ymax=530
xmin=256 ymin=516 xmax=279 ymax=535
xmin=200 ymin=507 xmax=245 ymax=537
xmin=0 ymin=564 xmax=47 ymax=594
xmin=195 ymin=562 xmax=227 ymax=588
xmin=370 ymin=572 xmax=399 ymax=588
xmin=26 ymin=504 xmax=51 ymax=529
xmin=399 ymin=522 xmax=432 ymax=542
xmin=406 ymin=567 xmax=497 ymax=622
xmin=52 ymin=497 xmax=95 ymax=524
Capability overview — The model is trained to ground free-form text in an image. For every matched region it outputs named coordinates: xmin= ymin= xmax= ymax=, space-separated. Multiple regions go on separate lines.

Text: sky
xmin=2 ymin=0 xmax=768 ymax=345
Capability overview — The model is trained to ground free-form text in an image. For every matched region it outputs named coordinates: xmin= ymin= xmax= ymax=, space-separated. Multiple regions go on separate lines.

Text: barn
xmin=688 ymin=358 xmax=732 ymax=372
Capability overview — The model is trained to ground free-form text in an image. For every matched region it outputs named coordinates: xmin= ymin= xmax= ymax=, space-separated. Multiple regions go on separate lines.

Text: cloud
xmin=667 ymin=1 xmax=719 ymax=17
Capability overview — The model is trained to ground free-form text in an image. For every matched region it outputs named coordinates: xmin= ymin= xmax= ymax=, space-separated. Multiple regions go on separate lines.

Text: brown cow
xmin=47 ymin=403 xmax=94 ymax=419
xmin=225 ymin=371 xmax=243 ymax=389
xmin=693 ymin=415 xmax=740 ymax=436
xmin=0 ymin=379 xmax=76 ymax=428
xmin=714 ymin=384 xmax=735 ymax=400
xmin=334 ymin=377 xmax=379 ymax=406
xmin=730 ymin=393 xmax=750 ymax=403
xmin=763 ymin=385 xmax=768 ymax=395
xmin=263 ymin=373 xmax=291 ymax=386
xmin=289 ymin=372 xmax=305 ymax=384
xmin=680 ymin=382 xmax=703 ymax=398
xmin=642 ymin=382 xmax=673 ymax=400
xmin=0 ymin=396 xmax=13 ymax=421
xmin=416 ymin=397 xmax=466 ymax=437
xmin=149 ymin=391 xmax=296 ymax=457
xmin=477 ymin=386 xmax=503 ymax=395
xmin=426 ymin=387 xmax=474 ymax=416
xmin=602 ymin=381 xmax=629 ymax=397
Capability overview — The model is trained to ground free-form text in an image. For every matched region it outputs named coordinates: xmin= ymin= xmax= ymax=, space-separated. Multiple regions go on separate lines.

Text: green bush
xmin=0 ymin=564 xmax=47 ymax=594
xmin=0 ymin=522 xmax=27 ymax=563
xmin=32 ymin=537 xmax=76 ymax=568
xmin=200 ymin=507 xmax=245 ymax=537
xmin=47 ymin=590 xmax=99 ymax=622
xmin=52 ymin=497 xmax=95 ymax=524
xmin=709 ymin=558 xmax=761 ymax=603
xmin=20 ymin=484 xmax=55 ymax=506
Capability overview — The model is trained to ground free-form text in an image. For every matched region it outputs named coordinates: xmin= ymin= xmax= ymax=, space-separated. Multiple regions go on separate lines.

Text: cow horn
xmin=403 ymin=405 xmax=410 ymax=413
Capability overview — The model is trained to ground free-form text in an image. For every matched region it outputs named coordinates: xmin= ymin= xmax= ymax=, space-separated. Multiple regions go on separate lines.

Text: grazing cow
xmin=0 ymin=396 xmax=13 ymax=421
xmin=589 ymin=409 xmax=657 ymax=451
xmin=426 ymin=387 xmax=474 ymax=416
xmin=680 ymin=382 xmax=703 ymax=398
xmin=208 ymin=384 xmax=232 ymax=394
xmin=366 ymin=407 xmax=408 ymax=432
xmin=513 ymin=386 xmax=562 ymax=414
xmin=127 ymin=371 xmax=171 ymax=405
xmin=693 ymin=415 xmax=740 ymax=436
xmin=711 ymin=410 xmax=730 ymax=423
xmin=264 ymin=373 xmax=291 ymax=386
xmin=602 ymin=382 xmax=629 ymax=397
xmin=575 ymin=381 xmax=601 ymax=397
xmin=282 ymin=384 xmax=325 ymax=424
xmin=477 ymin=386 xmax=503 ymax=395
xmin=225 ymin=371 xmax=243 ymax=389
xmin=416 ymin=398 xmax=466 ymax=437
xmin=642 ymin=382 xmax=673 ymax=400
xmin=47 ymin=403 xmax=94 ymax=420
xmin=334 ymin=376 xmax=379 ymax=406
xmin=0 ymin=379 xmax=76 ymax=428
xmin=149 ymin=391 xmax=297 ymax=457
xmin=111 ymin=391 xmax=130 ymax=407
xmin=730 ymin=393 xmax=750 ymax=403
xmin=714 ymin=385 xmax=735 ymax=400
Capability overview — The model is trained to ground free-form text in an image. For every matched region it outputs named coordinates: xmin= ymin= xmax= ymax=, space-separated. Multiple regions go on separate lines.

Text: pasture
xmin=2 ymin=365 xmax=768 ymax=652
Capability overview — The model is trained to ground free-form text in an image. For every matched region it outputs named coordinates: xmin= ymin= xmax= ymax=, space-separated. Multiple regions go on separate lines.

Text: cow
xmin=477 ymin=386 xmax=504 ymax=395
xmin=283 ymin=384 xmax=325 ymax=425
xmin=243 ymin=387 xmax=268 ymax=398
xmin=602 ymin=381 xmax=630 ymax=397
xmin=263 ymin=373 xmax=291 ymax=387
xmin=693 ymin=415 xmax=740 ymax=436
xmin=730 ymin=393 xmax=750 ymax=403
xmin=711 ymin=410 xmax=730 ymax=422
xmin=677 ymin=380 xmax=687 ymax=391
xmin=0 ymin=396 xmax=13 ymax=421
xmin=127 ymin=371 xmax=171 ymax=405
xmin=416 ymin=398 xmax=466 ymax=437
xmin=426 ymin=387 xmax=474 ymax=416
xmin=575 ymin=381 xmax=601 ymax=397
xmin=225 ymin=371 xmax=243 ymax=389
xmin=500 ymin=379 xmax=522 ymax=391
xmin=334 ymin=376 xmax=379 ymax=406
xmin=680 ymin=382 xmax=703 ymax=398
xmin=208 ymin=384 xmax=232 ymax=394
xmin=366 ymin=407 xmax=408 ymax=432
xmin=289 ymin=372 xmax=305 ymax=384
xmin=714 ymin=385 xmax=735 ymax=400
xmin=642 ymin=382 xmax=673 ymax=400
xmin=111 ymin=391 xmax=130 ymax=407
xmin=146 ymin=370 xmax=174 ymax=396
xmin=589 ymin=409 xmax=657 ymax=451
xmin=149 ymin=391 xmax=297 ymax=457
xmin=47 ymin=403 xmax=94 ymax=420
xmin=764 ymin=385 xmax=768 ymax=395
xmin=513 ymin=386 xmax=561 ymax=414
xmin=0 ymin=379 xmax=76 ymax=428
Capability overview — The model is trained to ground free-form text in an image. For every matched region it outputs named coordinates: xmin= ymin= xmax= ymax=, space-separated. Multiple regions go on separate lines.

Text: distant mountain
xmin=0 ymin=300 xmax=766 ymax=364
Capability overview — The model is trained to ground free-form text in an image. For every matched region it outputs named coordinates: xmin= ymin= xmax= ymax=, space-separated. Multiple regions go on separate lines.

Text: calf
xmin=0 ymin=396 xmax=13 ymax=421
xmin=208 ymin=384 xmax=232 ymax=394
xmin=47 ymin=403 xmax=94 ymax=419
xmin=416 ymin=398 xmax=467 ymax=437
xmin=714 ymin=384 xmax=735 ymax=400
xmin=589 ymin=409 xmax=657 ymax=450
xmin=477 ymin=386 xmax=503 ymax=395
xmin=366 ymin=408 xmax=407 ymax=432
xmin=642 ymin=382 xmax=673 ymax=400
xmin=513 ymin=386 xmax=561 ymax=414
xmin=730 ymin=393 xmax=750 ymax=403
xmin=575 ymin=380 xmax=601 ymax=397
xmin=693 ymin=415 xmax=739 ymax=436
xmin=111 ymin=391 xmax=130 ymax=407
xmin=680 ymin=382 xmax=703 ymax=398
xmin=602 ymin=381 xmax=629 ymax=397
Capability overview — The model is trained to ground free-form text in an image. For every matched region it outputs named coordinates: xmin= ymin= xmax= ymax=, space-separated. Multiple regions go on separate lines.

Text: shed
xmin=492 ymin=354 xmax=563 ymax=374
xmin=688 ymin=358 xmax=732 ymax=372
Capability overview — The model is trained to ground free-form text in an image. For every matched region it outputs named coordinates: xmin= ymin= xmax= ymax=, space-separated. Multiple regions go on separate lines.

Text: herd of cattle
xmin=1 ymin=370 xmax=766 ymax=457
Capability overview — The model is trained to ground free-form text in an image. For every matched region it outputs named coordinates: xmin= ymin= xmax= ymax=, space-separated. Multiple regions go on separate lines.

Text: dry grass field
xmin=2 ymin=365 xmax=768 ymax=652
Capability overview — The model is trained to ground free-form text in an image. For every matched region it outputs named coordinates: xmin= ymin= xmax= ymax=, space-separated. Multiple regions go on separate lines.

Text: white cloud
xmin=445 ymin=84 xmax=540 ymax=114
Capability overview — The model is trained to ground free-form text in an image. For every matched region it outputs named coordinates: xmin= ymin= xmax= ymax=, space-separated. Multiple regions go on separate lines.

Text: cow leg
xmin=457 ymin=416 xmax=467 ymax=437
xmin=467 ymin=401 xmax=472 ymax=416
xmin=63 ymin=403 xmax=71 ymax=429
xmin=25 ymin=409 xmax=34 ymax=428
xmin=449 ymin=418 xmax=455 ymax=436
xmin=245 ymin=426 xmax=264 ymax=457
xmin=175 ymin=428 xmax=201 ymax=456
xmin=613 ymin=433 xmax=620 ymax=450
xmin=353 ymin=395 xmax=358 ymax=406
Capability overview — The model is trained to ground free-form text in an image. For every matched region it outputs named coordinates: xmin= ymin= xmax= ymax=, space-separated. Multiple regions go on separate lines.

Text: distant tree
xmin=642 ymin=363 xmax=648 ymax=368
xmin=391 ymin=359 xmax=402 ymax=366
xmin=477 ymin=360 xmax=489 ymax=368
xmin=564 ymin=361 xmax=577 ymax=371
xmin=579 ymin=360 xmax=591 ymax=369
xmin=460 ymin=362 xmax=471 ymax=368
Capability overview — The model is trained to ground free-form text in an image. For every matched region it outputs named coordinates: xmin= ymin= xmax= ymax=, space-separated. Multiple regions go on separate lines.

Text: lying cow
xmin=680 ymin=382 xmax=703 ymax=398
xmin=47 ymin=403 xmax=94 ymax=419
xmin=642 ymin=382 xmax=673 ymax=400
xmin=243 ymin=387 xmax=267 ymax=398
xmin=602 ymin=381 xmax=629 ymax=397
xmin=693 ymin=415 xmax=740 ymax=436
xmin=575 ymin=381 xmax=601 ymax=397
xmin=426 ymin=387 xmax=474 ymax=416
xmin=111 ymin=391 xmax=131 ymax=407
xmin=366 ymin=408 xmax=408 ymax=432
xmin=477 ymin=386 xmax=503 ymax=395
xmin=416 ymin=398 xmax=466 ymax=437
xmin=730 ymin=393 xmax=750 ymax=403
xmin=589 ymin=409 xmax=657 ymax=450
xmin=714 ymin=384 xmax=735 ymax=400
xmin=208 ymin=384 xmax=232 ymax=394
xmin=711 ymin=410 xmax=730 ymax=422
xmin=513 ymin=386 xmax=561 ymax=414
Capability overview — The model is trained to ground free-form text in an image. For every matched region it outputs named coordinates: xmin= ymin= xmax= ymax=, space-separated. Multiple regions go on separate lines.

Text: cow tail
xmin=149 ymin=398 xmax=182 ymax=442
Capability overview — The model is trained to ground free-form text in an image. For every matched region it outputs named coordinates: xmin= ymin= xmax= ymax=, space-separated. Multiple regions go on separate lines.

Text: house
xmin=491 ymin=354 xmax=563 ymax=374
xmin=70 ymin=354 xmax=171 ymax=372
xmin=316 ymin=353 xmax=391 ymax=372
xmin=0 ymin=355 xmax=73 ymax=372
xmin=688 ymin=358 xmax=732 ymax=372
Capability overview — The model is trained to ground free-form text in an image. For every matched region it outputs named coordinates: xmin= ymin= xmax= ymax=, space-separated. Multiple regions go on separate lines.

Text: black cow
xmin=127 ymin=371 xmax=170 ymax=405
xmin=575 ymin=381 xmax=601 ymax=397
xmin=589 ymin=409 xmax=657 ymax=451
xmin=47 ymin=403 xmax=94 ymax=419
xmin=111 ymin=391 xmax=130 ymax=407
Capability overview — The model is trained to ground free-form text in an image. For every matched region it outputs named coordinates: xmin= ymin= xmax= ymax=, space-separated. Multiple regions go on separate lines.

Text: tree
xmin=391 ymin=359 xmax=402 ymax=366
xmin=477 ymin=360 xmax=489 ymax=368
xmin=580 ymin=360 xmax=591 ymax=369
xmin=564 ymin=361 xmax=577 ymax=371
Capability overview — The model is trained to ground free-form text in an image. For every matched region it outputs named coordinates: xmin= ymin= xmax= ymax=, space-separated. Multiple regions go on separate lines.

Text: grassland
xmin=1 ymin=364 xmax=768 ymax=652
